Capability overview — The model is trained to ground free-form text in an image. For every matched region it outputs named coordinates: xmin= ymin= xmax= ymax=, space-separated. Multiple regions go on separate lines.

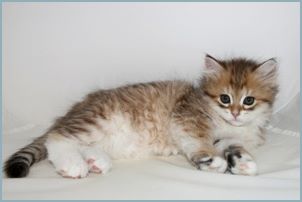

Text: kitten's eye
xmin=220 ymin=94 xmax=231 ymax=104
xmin=243 ymin=96 xmax=255 ymax=105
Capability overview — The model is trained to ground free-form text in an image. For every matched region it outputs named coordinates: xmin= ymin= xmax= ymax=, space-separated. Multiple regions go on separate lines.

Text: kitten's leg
xmin=224 ymin=145 xmax=257 ymax=176
xmin=189 ymin=147 xmax=228 ymax=173
xmin=173 ymin=130 xmax=227 ymax=173
xmin=80 ymin=145 xmax=112 ymax=174
xmin=45 ymin=133 xmax=89 ymax=178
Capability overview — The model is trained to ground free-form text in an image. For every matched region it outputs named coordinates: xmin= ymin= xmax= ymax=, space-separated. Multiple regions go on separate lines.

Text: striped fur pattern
xmin=4 ymin=55 xmax=278 ymax=178
xmin=4 ymin=135 xmax=48 ymax=177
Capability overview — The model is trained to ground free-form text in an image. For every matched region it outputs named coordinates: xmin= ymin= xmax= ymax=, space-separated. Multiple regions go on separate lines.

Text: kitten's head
xmin=201 ymin=54 xmax=279 ymax=127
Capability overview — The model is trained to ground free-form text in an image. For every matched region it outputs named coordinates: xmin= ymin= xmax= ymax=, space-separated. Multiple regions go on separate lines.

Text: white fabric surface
xmin=2 ymin=94 xmax=300 ymax=200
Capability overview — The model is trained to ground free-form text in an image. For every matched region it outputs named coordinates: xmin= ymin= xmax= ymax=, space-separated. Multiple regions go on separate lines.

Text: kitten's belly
xmin=86 ymin=112 xmax=178 ymax=159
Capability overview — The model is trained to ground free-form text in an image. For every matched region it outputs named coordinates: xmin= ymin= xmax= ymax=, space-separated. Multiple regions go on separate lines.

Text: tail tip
xmin=4 ymin=162 xmax=29 ymax=178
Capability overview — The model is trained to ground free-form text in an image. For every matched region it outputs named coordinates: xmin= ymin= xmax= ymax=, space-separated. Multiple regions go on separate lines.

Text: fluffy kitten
xmin=4 ymin=55 xmax=278 ymax=178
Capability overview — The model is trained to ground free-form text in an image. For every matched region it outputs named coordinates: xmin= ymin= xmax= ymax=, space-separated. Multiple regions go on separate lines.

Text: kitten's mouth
xmin=227 ymin=119 xmax=245 ymax=127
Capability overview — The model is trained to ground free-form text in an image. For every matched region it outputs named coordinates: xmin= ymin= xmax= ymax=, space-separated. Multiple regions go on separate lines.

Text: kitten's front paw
xmin=224 ymin=146 xmax=257 ymax=176
xmin=191 ymin=152 xmax=227 ymax=173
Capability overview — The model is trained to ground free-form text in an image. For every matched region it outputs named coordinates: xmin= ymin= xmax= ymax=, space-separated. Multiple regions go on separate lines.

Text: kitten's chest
xmin=212 ymin=122 xmax=260 ymax=140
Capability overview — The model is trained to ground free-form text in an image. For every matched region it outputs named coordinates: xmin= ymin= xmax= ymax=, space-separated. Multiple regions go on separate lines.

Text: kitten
xmin=4 ymin=55 xmax=278 ymax=178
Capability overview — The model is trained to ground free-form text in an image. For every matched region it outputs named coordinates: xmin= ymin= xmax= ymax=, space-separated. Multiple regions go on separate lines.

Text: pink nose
xmin=231 ymin=111 xmax=240 ymax=119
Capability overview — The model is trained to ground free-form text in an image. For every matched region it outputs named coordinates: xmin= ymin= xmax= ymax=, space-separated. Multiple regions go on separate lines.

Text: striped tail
xmin=4 ymin=135 xmax=48 ymax=178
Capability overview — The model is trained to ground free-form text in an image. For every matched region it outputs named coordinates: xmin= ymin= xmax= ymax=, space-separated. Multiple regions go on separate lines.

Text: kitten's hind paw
xmin=224 ymin=146 xmax=257 ymax=176
xmin=81 ymin=146 xmax=112 ymax=174
xmin=191 ymin=152 xmax=227 ymax=173
xmin=54 ymin=156 xmax=89 ymax=179
xmin=86 ymin=158 xmax=112 ymax=174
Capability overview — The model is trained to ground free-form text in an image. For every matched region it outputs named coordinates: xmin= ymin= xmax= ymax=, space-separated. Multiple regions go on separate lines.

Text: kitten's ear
xmin=203 ymin=54 xmax=224 ymax=78
xmin=254 ymin=58 xmax=278 ymax=84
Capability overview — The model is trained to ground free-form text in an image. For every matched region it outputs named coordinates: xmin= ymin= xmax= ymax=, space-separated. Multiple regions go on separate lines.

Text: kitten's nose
xmin=231 ymin=111 xmax=240 ymax=119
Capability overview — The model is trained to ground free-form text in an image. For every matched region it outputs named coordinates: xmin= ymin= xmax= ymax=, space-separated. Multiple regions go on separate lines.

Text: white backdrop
xmin=3 ymin=2 xmax=300 ymax=129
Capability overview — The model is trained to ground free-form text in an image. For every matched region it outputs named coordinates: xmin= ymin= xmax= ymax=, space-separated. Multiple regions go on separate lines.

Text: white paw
xmin=81 ymin=146 xmax=112 ymax=174
xmin=192 ymin=154 xmax=227 ymax=173
xmin=53 ymin=154 xmax=89 ymax=179
xmin=225 ymin=148 xmax=257 ymax=176
xmin=46 ymin=139 xmax=89 ymax=179
xmin=86 ymin=156 xmax=112 ymax=174
xmin=200 ymin=156 xmax=228 ymax=173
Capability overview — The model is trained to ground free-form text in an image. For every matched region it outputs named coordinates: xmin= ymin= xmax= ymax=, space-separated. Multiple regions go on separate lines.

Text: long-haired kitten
xmin=4 ymin=55 xmax=278 ymax=178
